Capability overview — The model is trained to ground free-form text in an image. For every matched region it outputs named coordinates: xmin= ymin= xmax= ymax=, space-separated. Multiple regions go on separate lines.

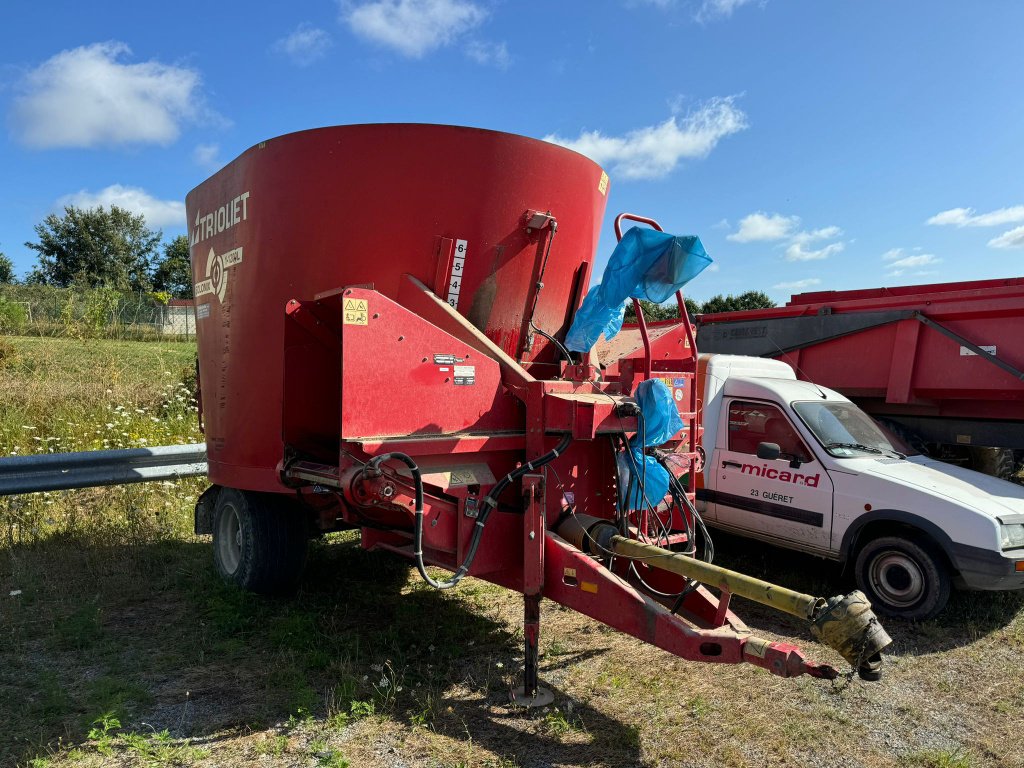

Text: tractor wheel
xmin=854 ymin=535 xmax=951 ymax=621
xmin=968 ymin=447 xmax=1017 ymax=481
xmin=212 ymin=488 xmax=309 ymax=595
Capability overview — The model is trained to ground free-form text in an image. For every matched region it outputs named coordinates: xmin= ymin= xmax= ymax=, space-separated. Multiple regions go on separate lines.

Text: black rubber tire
xmin=968 ymin=447 xmax=1017 ymax=481
xmin=212 ymin=488 xmax=309 ymax=595
xmin=854 ymin=535 xmax=951 ymax=621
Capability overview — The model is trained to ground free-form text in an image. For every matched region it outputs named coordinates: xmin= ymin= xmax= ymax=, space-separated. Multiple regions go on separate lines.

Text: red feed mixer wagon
xmin=187 ymin=124 xmax=890 ymax=703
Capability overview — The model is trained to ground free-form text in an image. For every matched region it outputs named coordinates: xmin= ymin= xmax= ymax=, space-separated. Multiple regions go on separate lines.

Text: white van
xmin=695 ymin=354 xmax=1024 ymax=619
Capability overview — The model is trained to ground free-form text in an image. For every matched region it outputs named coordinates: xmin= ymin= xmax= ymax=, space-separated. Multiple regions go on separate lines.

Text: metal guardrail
xmin=0 ymin=443 xmax=208 ymax=496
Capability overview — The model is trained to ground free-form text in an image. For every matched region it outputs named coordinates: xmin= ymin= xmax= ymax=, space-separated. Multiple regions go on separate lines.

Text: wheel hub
xmin=217 ymin=504 xmax=243 ymax=575
xmin=871 ymin=552 xmax=924 ymax=607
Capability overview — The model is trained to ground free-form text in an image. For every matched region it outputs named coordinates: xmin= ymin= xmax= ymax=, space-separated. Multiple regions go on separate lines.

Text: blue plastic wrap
xmin=622 ymin=379 xmax=684 ymax=510
xmin=564 ymin=285 xmax=627 ymax=353
xmin=631 ymin=378 xmax=684 ymax=447
xmin=565 ymin=227 xmax=712 ymax=352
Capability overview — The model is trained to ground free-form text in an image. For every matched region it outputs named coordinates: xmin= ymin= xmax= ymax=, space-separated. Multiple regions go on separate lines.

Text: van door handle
xmin=722 ymin=460 xmax=742 ymax=469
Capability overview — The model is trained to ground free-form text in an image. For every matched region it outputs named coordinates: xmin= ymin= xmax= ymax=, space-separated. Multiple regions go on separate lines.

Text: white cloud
xmin=728 ymin=209 xmax=846 ymax=262
xmin=273 ymin=23 xmax=332 ymax=66
xmin=773 ymin=278 xmax=821 ymax=290
xmin=882 ymin=249 xmax=942 ymax=275
xmin=11 ymin=42 xmax=203 ymax=149
xmin=729 ymin=210 xmax=845 ymax=261
xmin=696 ymin=0 xmax=758 ymax=22
xmin=926 ymin=205 xmax=1024 ymax=228
xmin=926 ymin=205 xmax=1024 ymax=251
xmin=989 ymin=225 xmax=1024 ymax=250
xmin=727 ymin=212 xmax=798 ymax=242
xmin=465 ymin=40 xmax=510 ymax=69
xmin=544 ymin=97 xmax=747 ymax=180
xmin=192 ymin=143 xmax=222 ymax=171
xmin=888 ymin=254 xmax=939 ymax=269
xmin=56 ymin=185 xmax=185 ymax=229
xmin=343 ymin=0 xmax=486 ymax=58
xmin=789 ymin=225 xmax=842 ymax=245
xmin=784 ymin=241 xmax=845 ymax=262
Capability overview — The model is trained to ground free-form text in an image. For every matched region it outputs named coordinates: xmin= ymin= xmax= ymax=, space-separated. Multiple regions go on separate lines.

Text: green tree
xmin=152 ymin=235 xmax=193 ymax=298
xmin=0 ymin=249 xmax=15 ymax=284
xmin=25 ymin=205 xmax=159 ymax=291
xmin=699 ymin=291 xmax=775 ymax=315
xmin=624 ymin=296 xmax=702 ymax=323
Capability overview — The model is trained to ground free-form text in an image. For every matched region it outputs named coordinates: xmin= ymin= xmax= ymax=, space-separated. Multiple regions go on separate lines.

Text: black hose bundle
xmin=368 ymin=434 xmax=572 ymax=590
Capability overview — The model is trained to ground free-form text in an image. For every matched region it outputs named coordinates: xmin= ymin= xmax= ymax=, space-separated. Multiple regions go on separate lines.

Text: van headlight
xmin=1001 ymin=524 xmax=1024 ymax=550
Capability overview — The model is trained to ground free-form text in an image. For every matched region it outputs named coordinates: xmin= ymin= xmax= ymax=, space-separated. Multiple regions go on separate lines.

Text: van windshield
xmin=792 ymin=401 xmax=904 ymax=458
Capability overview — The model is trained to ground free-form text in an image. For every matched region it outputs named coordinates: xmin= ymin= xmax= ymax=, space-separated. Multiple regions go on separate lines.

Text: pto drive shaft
xmin=562 ymin=516 xmax=892 ymax=679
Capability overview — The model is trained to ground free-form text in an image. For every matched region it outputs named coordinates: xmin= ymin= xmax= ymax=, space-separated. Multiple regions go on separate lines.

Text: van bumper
xmin=952 ymin=544 xmax=1024 ymax=591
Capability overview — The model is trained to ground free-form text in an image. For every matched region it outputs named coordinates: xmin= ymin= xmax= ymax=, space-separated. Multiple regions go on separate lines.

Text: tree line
xmin=624 ymin=290 xmax=776 ymax=322
xmin=0 ymin=205 xmax=192 ymax=298
xmin=0 ymin=205 xmax=782 ymax=311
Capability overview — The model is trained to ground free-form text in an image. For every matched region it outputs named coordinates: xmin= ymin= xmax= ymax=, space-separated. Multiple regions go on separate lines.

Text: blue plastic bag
xmin=565 ymin=227 xmax=712 ymax=353
xmin=564 ymin=285 xmax=627 ymax=353
xmin=621 ymin=379 xmax=684 ymax=510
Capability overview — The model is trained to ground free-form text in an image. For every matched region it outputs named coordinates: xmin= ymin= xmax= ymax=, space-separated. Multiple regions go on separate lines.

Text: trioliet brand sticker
xmin=190 ymin=191 xmax=250 ymax=247
xmin=194 ymin=247 xmax=244 ymax=303
xmin=343 ymin=298 xmax=368 ymax=325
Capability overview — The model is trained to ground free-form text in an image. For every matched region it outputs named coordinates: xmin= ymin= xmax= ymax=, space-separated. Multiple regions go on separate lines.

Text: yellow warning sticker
xmin=581 ymin=581 xmax=599 ymax=594
xmin=343 ymin=298 xmax=368 ymax=325
xmin=598 ymin=171 xmax=609 ymax=196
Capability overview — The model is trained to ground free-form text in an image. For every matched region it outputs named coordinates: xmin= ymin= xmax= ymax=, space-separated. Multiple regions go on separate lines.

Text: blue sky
xmin=1 ymin=0 xmax=1022 ymax=303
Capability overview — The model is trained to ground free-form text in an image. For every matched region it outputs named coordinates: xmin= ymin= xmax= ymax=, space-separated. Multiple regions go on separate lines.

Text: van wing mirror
xmin=756 ymin=442 xmax=781 ymax=461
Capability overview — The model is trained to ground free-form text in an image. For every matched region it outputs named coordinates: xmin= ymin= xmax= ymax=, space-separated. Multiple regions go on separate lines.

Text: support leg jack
xmin=510 ymin=593 xmax=554 ymax=707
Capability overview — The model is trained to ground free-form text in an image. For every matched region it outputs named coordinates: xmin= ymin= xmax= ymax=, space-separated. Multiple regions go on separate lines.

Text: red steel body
xmin=187 ymin=124 xmax=604 ymax=492
xmin=189 ymin=124 xmax=840 ymax=684
xmin=697 ymin=277 xmax=1024 ymax=452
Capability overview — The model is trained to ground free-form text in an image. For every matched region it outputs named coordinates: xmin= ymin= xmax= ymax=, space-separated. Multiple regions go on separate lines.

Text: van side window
xmin=728 ymin=401 xmax=812 ymax=462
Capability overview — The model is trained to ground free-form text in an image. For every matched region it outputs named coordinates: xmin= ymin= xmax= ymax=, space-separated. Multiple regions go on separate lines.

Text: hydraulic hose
xmin=368 ymin=434 xmax=572 ymax=591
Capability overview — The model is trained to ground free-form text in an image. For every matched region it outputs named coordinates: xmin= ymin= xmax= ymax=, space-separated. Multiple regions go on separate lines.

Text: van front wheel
xmin=854 ymin=535 xmax=950 ymax=621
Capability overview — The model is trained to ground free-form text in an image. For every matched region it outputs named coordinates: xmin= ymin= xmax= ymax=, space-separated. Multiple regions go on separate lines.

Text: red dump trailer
xmin=696 ymin=278 xmax=1024 ymax=477
xmin=187 ymin=124 xmax=889 ymax=701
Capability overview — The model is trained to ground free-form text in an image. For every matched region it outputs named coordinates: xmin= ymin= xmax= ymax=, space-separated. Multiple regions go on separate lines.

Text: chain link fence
xmin=0 ymin=285 xmax=195 ymax=341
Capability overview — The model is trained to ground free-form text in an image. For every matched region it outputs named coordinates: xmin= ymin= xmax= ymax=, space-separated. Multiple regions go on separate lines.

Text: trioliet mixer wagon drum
xmin=188 ymin=124 xmax=890 ymax=703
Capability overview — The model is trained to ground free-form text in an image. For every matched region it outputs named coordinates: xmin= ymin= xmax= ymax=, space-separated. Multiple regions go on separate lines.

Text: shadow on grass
xmin=707 ymin=530 xmax=1024 ymax=656
xmin=1 ymin=533 xmax=643 ymax=768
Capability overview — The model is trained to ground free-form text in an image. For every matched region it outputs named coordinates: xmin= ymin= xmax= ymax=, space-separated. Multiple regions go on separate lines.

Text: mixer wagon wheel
xmin=854 ymin=534 xmax=951 ymax=621
xmin=212 ymin=488 xmax=309 ymax=595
